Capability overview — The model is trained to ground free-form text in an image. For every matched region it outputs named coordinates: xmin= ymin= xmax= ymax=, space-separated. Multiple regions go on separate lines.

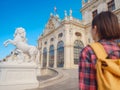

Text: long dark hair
xmin=92 ymin=11 xmax=120 ymax=40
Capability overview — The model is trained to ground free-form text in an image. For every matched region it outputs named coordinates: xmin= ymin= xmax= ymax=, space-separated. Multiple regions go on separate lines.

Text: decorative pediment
xmin=46 ymin=19 xmax=55 ymax=30
xmin=44 ymin=15 xmax=61 ymax=35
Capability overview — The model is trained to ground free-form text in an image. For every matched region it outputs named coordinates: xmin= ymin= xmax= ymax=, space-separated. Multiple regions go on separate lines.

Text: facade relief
xmin=46 ymin=19 xmax=55 ymax=31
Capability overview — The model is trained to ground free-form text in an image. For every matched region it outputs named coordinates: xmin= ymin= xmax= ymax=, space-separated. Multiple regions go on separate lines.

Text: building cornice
xmin=39 ymin=18 xmax=86 ymax=40
xmin=80 ymin=0 xmax=98 ymax=12
xmin=62 ymin=19 xmax=85 ymax=28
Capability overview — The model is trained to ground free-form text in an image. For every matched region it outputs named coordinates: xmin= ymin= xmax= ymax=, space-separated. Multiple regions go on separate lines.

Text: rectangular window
xmin=108 ymin=0 xmax=115 ymax=11
xmin=92 ymin=10 xmax=97 ymax=18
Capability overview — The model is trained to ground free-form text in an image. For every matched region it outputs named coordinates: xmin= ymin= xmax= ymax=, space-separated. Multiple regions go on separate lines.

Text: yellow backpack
xmin=90 ymin=42 xmax=120 ymax=90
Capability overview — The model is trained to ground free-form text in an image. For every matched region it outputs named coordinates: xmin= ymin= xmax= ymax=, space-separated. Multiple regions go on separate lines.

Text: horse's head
xmin=14 ymin=27 xmax=26 ymax=39
xmin=13 ymin=27 xmax=27 ymax=43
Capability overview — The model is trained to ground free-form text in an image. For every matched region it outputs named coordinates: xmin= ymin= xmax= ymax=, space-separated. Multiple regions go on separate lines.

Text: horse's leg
xmin=17 ymin=54 xmax=24 ymax=63
xmin=30 ymin=54 xmax=36 ymax=62
xmin=4 ymin=40 xmax=9 ymax=46
xmin=4 ymin=39 xmax=13 ymax=46
xmin=28 ymin=47 xmax=36 ymax=62
xmin=17 ymin=49 xmax=24 ymax=61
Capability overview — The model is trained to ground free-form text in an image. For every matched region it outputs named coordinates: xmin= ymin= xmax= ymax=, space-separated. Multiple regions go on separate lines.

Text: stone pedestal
xmin=0 ymin=62 xmax=39 ymax=90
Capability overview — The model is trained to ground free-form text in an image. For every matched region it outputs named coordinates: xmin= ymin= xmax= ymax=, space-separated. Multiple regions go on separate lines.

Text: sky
xmin=0 ymin=0 xmax=82 ymax=60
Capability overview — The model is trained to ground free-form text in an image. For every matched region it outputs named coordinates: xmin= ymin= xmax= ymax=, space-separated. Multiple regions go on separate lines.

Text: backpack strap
xmin=90 ymin=42 xmax=107 ymax=59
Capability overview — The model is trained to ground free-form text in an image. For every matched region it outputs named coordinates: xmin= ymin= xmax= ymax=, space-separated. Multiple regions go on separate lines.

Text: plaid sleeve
xmin=79 ymin=45 xmax=97 ymax=90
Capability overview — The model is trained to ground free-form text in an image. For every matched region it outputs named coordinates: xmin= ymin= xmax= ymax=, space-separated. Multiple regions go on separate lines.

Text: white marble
xmin=0 ymin=27 xmax=41 ymax=90
xmin=4 ymin=27 xmax=40 ymax=64
xmin=0 ymin=62 xmax=39 ymax=90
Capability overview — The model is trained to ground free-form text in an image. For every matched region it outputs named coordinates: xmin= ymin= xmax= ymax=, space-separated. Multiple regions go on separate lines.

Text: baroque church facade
xmin=38 ymin=0 xmax=120 ymax=69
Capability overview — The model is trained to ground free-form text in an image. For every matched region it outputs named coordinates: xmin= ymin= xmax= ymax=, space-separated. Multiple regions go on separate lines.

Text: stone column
xmin=41 ymin=53 xmax=43 ymax=68
xmin=70 ymin=45 xmax=74 ymax=67
xmin=40 ymin=43 xmax=43 ymax=68
xmin=47 ymin=49 xmax=49 ymax=67
xmin=64 ymin=28 xmax=71 ymax=69
xmin=41 ymin=41 xmax=44 ymax=68
xmin=54 ymin=47 xmax=57 ymax=68
xmin=64 ymin=45 xmax=71 ymax=69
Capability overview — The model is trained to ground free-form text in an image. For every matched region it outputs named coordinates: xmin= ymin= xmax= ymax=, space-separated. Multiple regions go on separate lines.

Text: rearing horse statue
xmin=4 ymin=27 xmax=40 ymax=64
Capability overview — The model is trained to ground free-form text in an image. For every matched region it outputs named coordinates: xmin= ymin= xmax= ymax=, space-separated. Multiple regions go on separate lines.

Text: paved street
xmin=31 ymin=69 xmax=79 ymax=90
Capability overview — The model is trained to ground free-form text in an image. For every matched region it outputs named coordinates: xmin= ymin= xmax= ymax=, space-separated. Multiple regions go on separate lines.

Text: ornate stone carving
xmin=3 ymin=27 xmax=40 ymax=64
xmin=46 ymin=19 xmax=55 ymax=30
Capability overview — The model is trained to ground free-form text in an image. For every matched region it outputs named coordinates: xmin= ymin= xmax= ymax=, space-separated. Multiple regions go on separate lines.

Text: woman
xmin=79 ymin=11 xmax=120 ymax=90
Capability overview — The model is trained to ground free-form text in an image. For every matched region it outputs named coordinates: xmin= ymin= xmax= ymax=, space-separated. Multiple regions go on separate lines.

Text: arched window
xmin=57 ymin=41 xmax=64 ymax=67
xmin=74 ymin=40 xmax=84 ymax=64
xmin=58 ymin=33 xmax=63 ymax=38
xmin=49 ymin=45 xmax=54 ymax=67
xmin=50 ymin=38 xmax=54 ymax=42
xmin=43 ymin=47 xmax=47 ymax=67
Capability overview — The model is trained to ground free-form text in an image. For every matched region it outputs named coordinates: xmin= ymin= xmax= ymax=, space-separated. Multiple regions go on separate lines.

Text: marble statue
xmin=1 ymin=27 xmax=40 ymax=90
xmin=4 ymin=27 xmax=40 ymax=64
xmin=64 ymin=10 xmax=67 ymax=17
xmin=69 ymin=9 xmax=72 ymax=17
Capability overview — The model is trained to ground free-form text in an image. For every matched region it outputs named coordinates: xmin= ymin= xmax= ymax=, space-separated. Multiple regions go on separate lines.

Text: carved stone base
xmin=0 ymin=62 xmax=39 ymax=90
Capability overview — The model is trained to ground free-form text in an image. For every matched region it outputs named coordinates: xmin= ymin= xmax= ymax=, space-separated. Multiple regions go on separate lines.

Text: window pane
xmin=74 ymin=40 xmax=84 ymax=64
xmin=57 ymin=41 xmax=64 ymax=67
xmin=108 ymin=0 xmax=115 ymax=11
xmin=49 ymin=45 xmax=54 ymax=67
xmin=43 ymin=48 xmax=47 ymax=67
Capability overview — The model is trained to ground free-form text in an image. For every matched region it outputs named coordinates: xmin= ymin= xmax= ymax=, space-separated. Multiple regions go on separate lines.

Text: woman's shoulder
xmin=80 ymin=45 xmax=97 ymax=63
xmin=81 ymin=45 xmax=94 ymax=54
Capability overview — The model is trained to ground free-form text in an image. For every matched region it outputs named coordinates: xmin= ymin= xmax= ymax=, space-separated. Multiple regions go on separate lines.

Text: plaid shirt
xmin=79 ymin=40 xmax=120 ymax=90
